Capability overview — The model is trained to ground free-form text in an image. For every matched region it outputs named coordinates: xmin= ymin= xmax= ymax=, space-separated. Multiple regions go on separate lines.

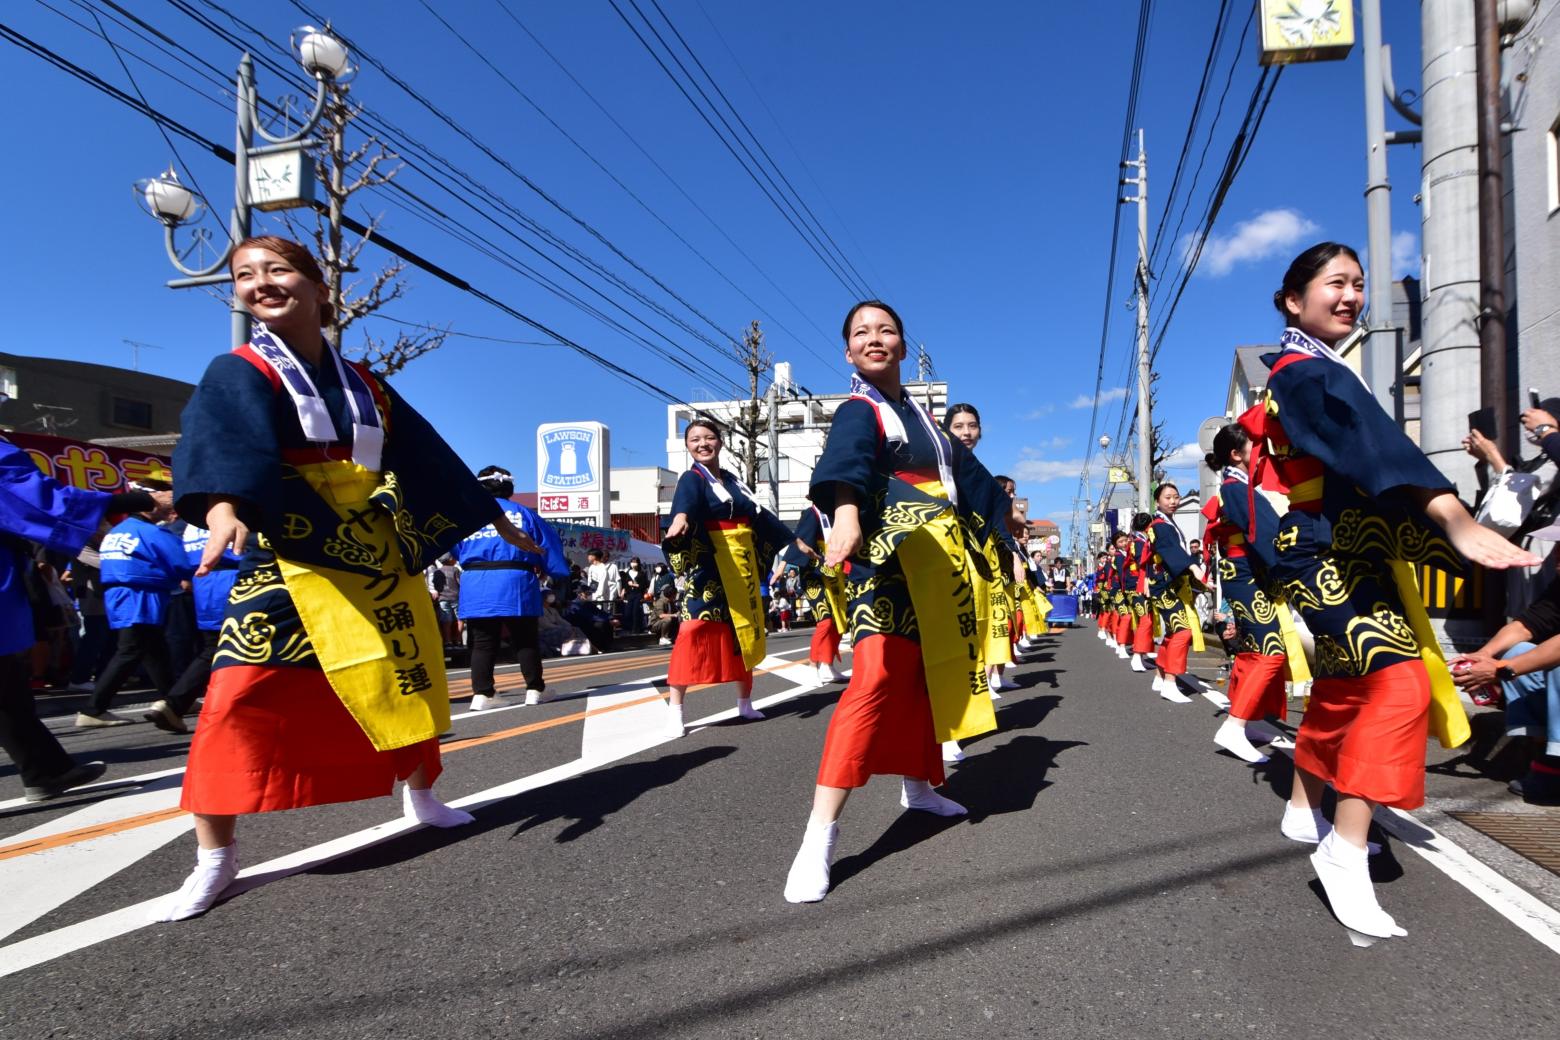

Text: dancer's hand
xmin=795 ymin=538 xmax=820 ymax=561
xmin=1425 ymin=493 xmax=1541 ymax=569
xmin=199 ymin=497 xmax=248 ymax=576
xmin=665 ymin=513 xmax=689 ymax=541
xmin=1461 ymin=429 xmax=1508 ymax=473
xmin=826 ymin=506 xmax=862 ymax=568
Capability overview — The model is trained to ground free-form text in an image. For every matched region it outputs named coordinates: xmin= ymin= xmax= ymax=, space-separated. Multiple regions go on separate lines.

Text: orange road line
xmin=0 ymin=658 xmax=818 ymax=861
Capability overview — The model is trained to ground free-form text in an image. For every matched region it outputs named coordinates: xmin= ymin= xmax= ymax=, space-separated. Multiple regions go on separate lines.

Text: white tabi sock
xmin=737 ymin=696 xmax=765 ymax=720
xmin=1214 ymin=717 xmax=1269 ymax=764
xmin=1115 ymin=644 xmax=1129 ymax=659
xmin=784 ymin=818 xmax=839 ymax=903
xmin=942 ymin=739 xmax=966 ymax=764
xmin=403 ymin=785 xmax=475 ymax=828
xmin=899 ymin=778 xmax=968 ymax=817
xmin=151 ymin=842 xmax=240 ymax=922
xmin=1309 ymin=831 xmax=1406 ymax=938
xmin=1158 ymin=675 xmax=1192 ymax=703
xmin=1281 ymin=804 xmax=1327 ymax=843
xmin=1130 ymin=653 xmax=1146 ymax=672
xmin=665 ymin=700 xmax=686 ymax=738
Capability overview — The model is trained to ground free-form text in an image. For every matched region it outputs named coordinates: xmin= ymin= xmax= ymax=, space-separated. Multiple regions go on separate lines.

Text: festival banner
xmin=5 ymin=431 xmax=171 ymax=490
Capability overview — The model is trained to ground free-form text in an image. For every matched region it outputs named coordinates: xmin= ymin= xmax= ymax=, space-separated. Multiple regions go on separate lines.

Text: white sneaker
xmin=524 ymin=689 xmax=548 ymax=706
xmin=942 ymin=739 xmax=966 ymax=764
xmin=470 ymin=693 xmax=507 ymax=711
xmin=658 ymin=637 xmax=672 ymax=646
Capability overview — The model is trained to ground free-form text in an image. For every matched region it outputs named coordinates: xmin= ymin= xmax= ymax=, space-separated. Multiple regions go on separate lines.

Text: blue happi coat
xmin=99 ymin=515 xmax=193 ymax=629
xmin=454 ymin=499 xmax=570 ymax=619
xmin=177 ymin=521 xmax=242 ymax=632
xmin=0 ymin=436 xmax=111 ymax=655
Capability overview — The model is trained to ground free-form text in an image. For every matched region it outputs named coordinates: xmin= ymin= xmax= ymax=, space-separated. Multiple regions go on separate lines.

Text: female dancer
xmin=784 ymin=301 xmax=1014 ymax=903
xmin=663 ymin=419 xmax=797 ymax=737
xmin=944 ymin=405 xmax=1016 ymax=695
xmin=1251 ymin=242 xmax=1536 ymax=939
xmin=1106 ymin=531 xmax=1131 ymax=653
xmin=1126 ymin=513 xmax=1156 ymax=672
xmin=1201 ymin=424 xmax=1291 ymax=763
xmin=1147 ymin=483 xmax=1202 ymax=703
xmin=789 ymin=506 xmax=848 ymax=684
xmin=163 ymin=236 xmax=539 ymax=922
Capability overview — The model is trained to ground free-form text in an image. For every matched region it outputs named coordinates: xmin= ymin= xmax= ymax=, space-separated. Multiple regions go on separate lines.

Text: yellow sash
xmin=707 ymin=522 xmax=767 ymax=670
xmin=981 ymin=541 xmax=1013 ymax=667
xmin=276 ymin=461 xmax=449 ymax=752
xmin=897 ymin=498 xmax=996 ymax=743
xmin=1017 ymin=583 xmax=1047 ymax=634
xmin=1275 ymin=601 xmax=1314 ymax=683
xmin=1389 ymin=560 xmax=1470 ymax=749
xmin=1176 ymin=580 xmax=1206 ymax=652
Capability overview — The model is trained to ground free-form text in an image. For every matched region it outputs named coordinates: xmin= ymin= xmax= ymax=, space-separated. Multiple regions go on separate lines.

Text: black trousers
xmin=88 ymin=623 xmax=175 ymax=714
xmin=467 ymin=616 xmax=543 ymax=695
xmin=167 ymin=628 xmax=220 ymax=714
xmin=0 ymin=652 xmax=75 ymax=786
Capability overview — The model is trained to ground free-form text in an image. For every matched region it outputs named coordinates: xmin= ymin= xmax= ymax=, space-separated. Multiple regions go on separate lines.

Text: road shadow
xmin=1426 ymin=710 xmax=1528 ymax=783
xmin=946 ymin=733 xmax=1087 ymax=823
xmin=306 ymin=745 xmax=738 ymax=876
xmin=751 ymin=685 xmax=844 ymax=722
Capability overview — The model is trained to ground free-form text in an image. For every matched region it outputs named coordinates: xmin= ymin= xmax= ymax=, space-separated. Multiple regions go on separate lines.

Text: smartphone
xmin=1531 ymin=387 xmax=1543 ymax=409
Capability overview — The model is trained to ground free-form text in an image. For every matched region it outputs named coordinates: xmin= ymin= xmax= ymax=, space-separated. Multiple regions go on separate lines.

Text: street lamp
xmin=134 ymin=24 xmax=352 ymax=349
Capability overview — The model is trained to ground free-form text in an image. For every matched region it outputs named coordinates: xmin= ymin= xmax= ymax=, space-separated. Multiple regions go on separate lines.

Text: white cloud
xmin=1158 ymin=442 xmax=1205 ymax=471
xmin=1069 ymin=387 xmax=1127 ymax=409
xmin=1023 ymin=403 xmax=1056 ymax=420
xmin=1011 ymin=456 xmax=1087 ymax=484
xmin=1187 ymin=208 xmax=1320 ymax=278
xmin=1391 ymin=230 xmax=1419 ymax=279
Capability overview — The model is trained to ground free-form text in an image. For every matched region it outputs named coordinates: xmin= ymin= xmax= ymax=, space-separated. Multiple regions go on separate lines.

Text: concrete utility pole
xmin=1359 ymin=0 xmax=1397 ymax=412
xmin=1419 ymin=0 xmax=1483 ymax=497
xmin=1121 ymin=130 xmax=1152 ymax=514
xmin=766 ymin=380 xmax=781 ymax=511
xmin=1473 ymin=0 xmax=1511 ymax=458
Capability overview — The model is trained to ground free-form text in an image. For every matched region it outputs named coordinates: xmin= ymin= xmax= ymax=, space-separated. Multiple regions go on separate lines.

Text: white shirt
xmin=587 ymin=560 xmax=620 ymax=602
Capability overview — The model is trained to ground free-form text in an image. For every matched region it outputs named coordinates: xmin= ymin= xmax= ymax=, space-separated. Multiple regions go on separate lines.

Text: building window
xmin=111 ymin=396 xmax=153 ymax=430
xmin=757 ymin=457 xmax=791 ymax=483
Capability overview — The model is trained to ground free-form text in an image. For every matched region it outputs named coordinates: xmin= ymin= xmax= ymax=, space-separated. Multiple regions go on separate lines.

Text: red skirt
xmin=810 ymin=617 xmax=842 ymax=664
xmin=1157 ymin=629 xmax=1192 ymax=675
xmin=667 ymin=618 xmax=750 ymax=686
xmin=1227 ymin=652 xmax=1288 ymax=723
xmin=1293 ymin=660 xmax=1430 ymax=809
xmin=1131 ymin=612 xmax=1156 ymax=655
xmin=1114 ymin=611 xmax=1132 ymax=644
xmin=817 ymin=633 xmax=943 ymax=789
xmin=181 ymin=665 xmax=441 ymax=815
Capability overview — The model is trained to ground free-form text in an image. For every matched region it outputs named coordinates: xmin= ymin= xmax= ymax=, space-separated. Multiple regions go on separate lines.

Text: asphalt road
xmin=4 ymin=625 xmax=1559 ymax=1039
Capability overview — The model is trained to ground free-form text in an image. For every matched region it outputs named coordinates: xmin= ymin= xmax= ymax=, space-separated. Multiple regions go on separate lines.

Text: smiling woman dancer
xmin=783 ymin=301 xmax=1015 ymax=904
xmin=1248 ymin=242 xmax=1537 ymax=940
xmin=161 ymin=236 xmax=539 ymax=922
xmin=662 ymin=418 xmax=797 ymax=738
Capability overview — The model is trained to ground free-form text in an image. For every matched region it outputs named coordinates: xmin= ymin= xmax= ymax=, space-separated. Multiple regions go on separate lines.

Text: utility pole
xmin=1419 ymin=0 xmax=1483 ymax=498
xmin=1359 ymin=0 xmax=1397 ymax=412
xmin=1121 ymin=129 xmax=1152 ymax=514
xmin=766 ymin=381 xmax=781 ymax=512
xmin=1473 ymin=0 xmax=1510 ymax=459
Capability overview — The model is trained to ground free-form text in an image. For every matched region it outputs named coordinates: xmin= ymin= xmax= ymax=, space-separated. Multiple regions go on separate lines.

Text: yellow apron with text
xmin=982 ymin=541 xmax=1013 ymax=667
xmin=897 ymin=488 xmax=997 ymax=743
xmin=707 ymin=521 xmax=767 ymax=670
xmin=276 ymin=461 xmax=449 ymax=752
xmin=1389 ymin=560 xmax=1470 ymax=749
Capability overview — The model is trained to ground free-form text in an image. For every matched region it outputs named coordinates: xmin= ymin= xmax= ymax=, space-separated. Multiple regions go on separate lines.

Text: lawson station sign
xmin=535 ymin=421 xmax=611 ymax=528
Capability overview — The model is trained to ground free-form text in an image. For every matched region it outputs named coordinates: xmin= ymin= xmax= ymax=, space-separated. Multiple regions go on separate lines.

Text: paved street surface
xmin=4 ymin=626 xmax=1560 ymax=1039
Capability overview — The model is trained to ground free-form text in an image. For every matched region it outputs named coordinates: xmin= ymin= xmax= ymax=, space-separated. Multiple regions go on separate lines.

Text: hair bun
xmin=1204 ymin=451 xmax=1218 ymax=469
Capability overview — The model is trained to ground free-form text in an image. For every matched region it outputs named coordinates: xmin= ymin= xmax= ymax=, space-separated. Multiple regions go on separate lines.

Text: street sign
xmin=1258 ymin=0 xmax=1354 ymax=65
xmin=1106 ymin=466 xmax=1131 ymax=485
xmin=536 ymin=421 xmax=611 ymax=528
xmin=247 ymin=148 xmax=316 ymax=211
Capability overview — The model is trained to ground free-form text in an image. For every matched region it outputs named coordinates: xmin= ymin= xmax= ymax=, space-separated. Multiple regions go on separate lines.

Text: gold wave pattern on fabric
xmin=214 ymin=611 xmax=314 ymax=666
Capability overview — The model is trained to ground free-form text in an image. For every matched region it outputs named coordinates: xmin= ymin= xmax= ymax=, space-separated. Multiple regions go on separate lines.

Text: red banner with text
xmin=6 ymin=432 xmax=172 ymax=491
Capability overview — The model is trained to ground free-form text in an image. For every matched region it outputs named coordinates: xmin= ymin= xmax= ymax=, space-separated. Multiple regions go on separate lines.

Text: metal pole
xmin=230 ymin=55 xmax=256 ymax=350
xmin=1133 ymin=130 xmax=1152 ymax=515
xmin=1473 ymin=0 xmax=1510 ymax=457
xmin=1360 ymin=0 xmax=1396 ymax=412
xmin=766 ymin=381 xmax=780 ymax=511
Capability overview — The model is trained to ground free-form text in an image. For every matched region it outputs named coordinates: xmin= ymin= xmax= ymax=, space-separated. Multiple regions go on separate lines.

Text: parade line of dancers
xmin=6 ymin=236 xmax=1535 ymax=942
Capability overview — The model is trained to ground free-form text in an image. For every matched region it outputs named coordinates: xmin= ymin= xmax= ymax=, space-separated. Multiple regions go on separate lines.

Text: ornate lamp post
xmin=135 ymin=26 xmax=352 ymax=348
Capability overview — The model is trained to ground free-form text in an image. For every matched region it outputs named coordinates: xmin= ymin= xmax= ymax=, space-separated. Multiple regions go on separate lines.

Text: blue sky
xmin=3 ymin=1 xmax=1428 ymax=543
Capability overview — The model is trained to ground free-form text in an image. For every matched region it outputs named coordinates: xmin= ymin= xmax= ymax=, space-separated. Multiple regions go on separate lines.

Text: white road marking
xmin=1378 ymin=807 xmax=1560 ymax=956
xmin=0 ymin=646 xmax=829 ymax=978
xmin=580 ymin=678 xmax=673 ymax=764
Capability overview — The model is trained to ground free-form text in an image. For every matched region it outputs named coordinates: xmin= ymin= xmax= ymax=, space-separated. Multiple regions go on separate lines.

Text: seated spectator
xmin=564 ymin=589 xmax=615 ymax=653
xmin=538 ymin=590 xmax=593 ymax=657
xmin=648 ymin=589 xmax=679 ymax=646
xmin=1451 ymin=561 xmax=1560 ymax=805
